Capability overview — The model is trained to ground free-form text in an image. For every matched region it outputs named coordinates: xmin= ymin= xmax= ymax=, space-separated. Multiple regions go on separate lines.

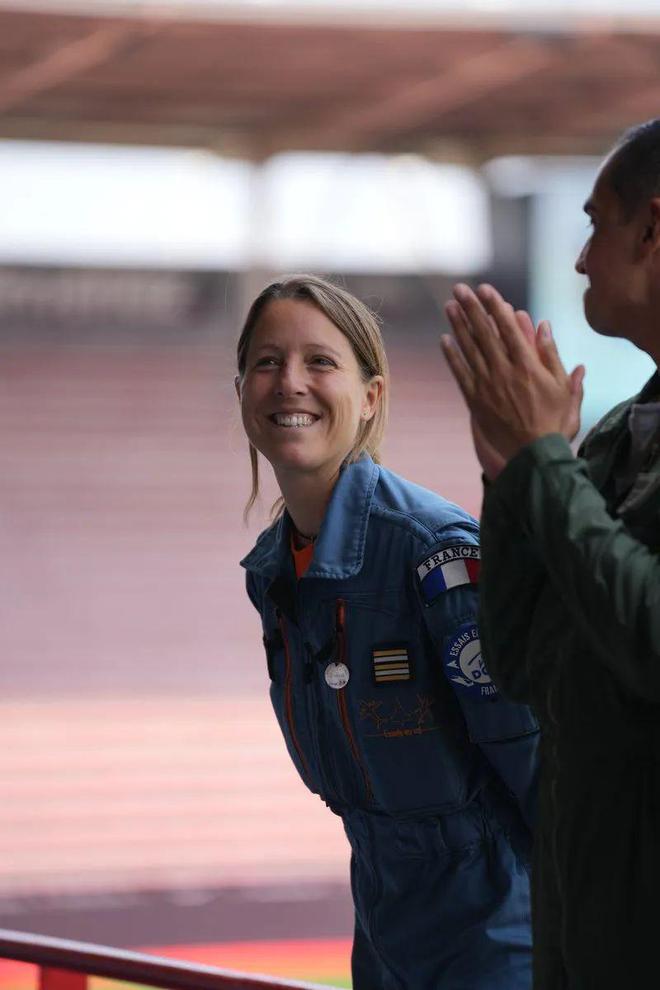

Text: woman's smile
xmin=269 ymin=411 xmax=320 ymax=428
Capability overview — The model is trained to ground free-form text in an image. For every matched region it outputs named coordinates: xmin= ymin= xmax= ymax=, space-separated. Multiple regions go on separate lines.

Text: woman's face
xmin=238 ymin=298 xmax=382 ymax=485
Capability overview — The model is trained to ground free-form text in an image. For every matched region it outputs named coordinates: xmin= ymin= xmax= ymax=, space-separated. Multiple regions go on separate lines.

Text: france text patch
xmin=417 ymin=544 xmax=480 ymax=604
xmin=372 ymin=645 xmax=411 ymax=684
xmin=443 ymin=622 xmax=497 ymax=700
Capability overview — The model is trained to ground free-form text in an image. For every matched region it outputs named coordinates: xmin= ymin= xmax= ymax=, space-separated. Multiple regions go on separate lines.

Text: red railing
xmin=0 ymin=929 xmax=333 ymax=990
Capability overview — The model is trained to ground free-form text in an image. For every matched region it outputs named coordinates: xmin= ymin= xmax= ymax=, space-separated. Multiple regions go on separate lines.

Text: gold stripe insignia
xmin=372 ymin=646 xmax=411 ymax=683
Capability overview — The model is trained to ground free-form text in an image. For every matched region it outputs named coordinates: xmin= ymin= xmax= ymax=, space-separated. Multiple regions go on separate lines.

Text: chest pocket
xmin=326 ymin=590 xmax=478 ymax=815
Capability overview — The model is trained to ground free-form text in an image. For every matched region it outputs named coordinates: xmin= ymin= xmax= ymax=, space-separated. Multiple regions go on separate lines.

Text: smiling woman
xmin=235 ymin=274 xmax=540 ymax=990
xmin=237 ymin=297 xmax=383 ymax=541
xmin=235 ymin=276 xmax=388 ymax=531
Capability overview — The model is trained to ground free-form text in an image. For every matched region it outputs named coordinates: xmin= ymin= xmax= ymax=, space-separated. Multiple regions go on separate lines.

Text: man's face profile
xmin=575 ymin=154 xmax=656 ymax=344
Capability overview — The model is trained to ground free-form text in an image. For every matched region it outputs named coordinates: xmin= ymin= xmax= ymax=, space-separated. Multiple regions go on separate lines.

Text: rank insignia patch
xmin=443 ymin=622 xmax=497 ymax=700
xmin=417 ymin=544 xmax=480 ymax=604
xmin=372 ymin=646 xmax=411 ymax=684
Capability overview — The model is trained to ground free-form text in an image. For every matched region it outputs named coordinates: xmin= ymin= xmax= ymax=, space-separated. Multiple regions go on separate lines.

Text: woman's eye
xmin=310 ymin=356 xmax=335 ymax=367
xmin=255 ymin=356 xmax=279 ymax=367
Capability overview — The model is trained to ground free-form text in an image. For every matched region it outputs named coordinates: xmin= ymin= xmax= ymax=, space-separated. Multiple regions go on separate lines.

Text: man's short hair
xmin=608 ymin=118 xmax=660 ymax=219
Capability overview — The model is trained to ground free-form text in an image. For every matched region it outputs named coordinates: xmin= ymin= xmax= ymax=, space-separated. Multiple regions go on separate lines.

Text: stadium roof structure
xmin=1 ymin=0 xmax=660 ymax=161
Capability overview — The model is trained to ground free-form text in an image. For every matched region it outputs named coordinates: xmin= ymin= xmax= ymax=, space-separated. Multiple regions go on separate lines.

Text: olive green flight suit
xmin=479 ymin=373 xmax=660 ymax=990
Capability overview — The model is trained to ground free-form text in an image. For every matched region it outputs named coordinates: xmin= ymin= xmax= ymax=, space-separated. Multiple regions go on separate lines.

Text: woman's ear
xmin=362 ymin=375 xmax=384 ymax=421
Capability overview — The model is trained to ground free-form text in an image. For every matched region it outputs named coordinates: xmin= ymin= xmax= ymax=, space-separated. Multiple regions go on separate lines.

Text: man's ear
xmin=234 ymin=375 xmax=241 ymax=401
xmin=642 ymin=198 xmax=660 ymax=251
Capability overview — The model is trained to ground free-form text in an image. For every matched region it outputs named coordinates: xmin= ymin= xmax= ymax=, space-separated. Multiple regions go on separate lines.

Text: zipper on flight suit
xmin=277 ymin=611 xmax=312 ymax=782
xmin=335 ymin=599 xmax=374 ymax=804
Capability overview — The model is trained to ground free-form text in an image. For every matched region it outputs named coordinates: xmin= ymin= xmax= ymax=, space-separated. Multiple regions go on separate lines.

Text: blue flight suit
xmin=241 ymin=456 xmax=537 ymax=989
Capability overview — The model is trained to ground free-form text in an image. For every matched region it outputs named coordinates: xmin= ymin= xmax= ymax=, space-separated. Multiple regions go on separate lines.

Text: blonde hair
xmin=237 ymin=274 xmax=389 ymax=519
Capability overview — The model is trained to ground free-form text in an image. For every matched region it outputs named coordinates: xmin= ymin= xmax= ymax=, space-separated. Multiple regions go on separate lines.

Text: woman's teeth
xmin=273 ymin=413 xmax=315 ymax=427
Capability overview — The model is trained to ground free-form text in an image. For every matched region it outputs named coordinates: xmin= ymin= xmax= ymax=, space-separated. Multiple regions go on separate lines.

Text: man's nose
xmin=575 ymin=242 xmax=587 ymax=275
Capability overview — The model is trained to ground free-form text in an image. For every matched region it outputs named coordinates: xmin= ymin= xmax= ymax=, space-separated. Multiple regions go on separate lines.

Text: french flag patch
xmin=417 ymin=544 xmax=480 ymax=604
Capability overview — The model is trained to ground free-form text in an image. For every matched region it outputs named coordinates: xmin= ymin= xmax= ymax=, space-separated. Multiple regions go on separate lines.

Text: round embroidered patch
xmin=443 ymin=622 xmax=497 ymax=700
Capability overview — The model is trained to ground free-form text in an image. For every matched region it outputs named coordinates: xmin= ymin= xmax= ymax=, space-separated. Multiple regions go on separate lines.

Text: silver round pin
xmin=324 ymin=662 xmax=350 ymax=689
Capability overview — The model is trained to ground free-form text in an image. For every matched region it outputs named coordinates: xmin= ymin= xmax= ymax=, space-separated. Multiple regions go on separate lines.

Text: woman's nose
xmin=276 ymin=359 xmax=307 ymax=395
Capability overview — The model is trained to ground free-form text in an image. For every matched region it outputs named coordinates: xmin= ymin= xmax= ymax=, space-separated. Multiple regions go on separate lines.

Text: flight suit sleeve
xmin=479 ymin=478 xmax=548 ymax=704
xmin=415 ymin=532 xmax=539 ymax=830
xmin=245 ymin=569 xmax=262 ymax=613
xmin=489 ymin=432 xmax=660 ymax=702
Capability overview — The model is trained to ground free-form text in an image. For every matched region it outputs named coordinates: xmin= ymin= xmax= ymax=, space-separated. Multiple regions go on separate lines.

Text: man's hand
xmin=441 ymin=283 xmax=585 ymax=477
xmin=471 ymin=417 xmax=506 ymax=482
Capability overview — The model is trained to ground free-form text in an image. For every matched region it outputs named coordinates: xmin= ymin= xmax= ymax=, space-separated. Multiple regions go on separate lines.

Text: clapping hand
xmin=441 ymin=283 xmax=585 ymax=480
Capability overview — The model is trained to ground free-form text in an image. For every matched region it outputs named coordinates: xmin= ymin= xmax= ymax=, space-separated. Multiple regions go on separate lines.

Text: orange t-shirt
xmin=291 ymin=537 xmax=315 ymax=579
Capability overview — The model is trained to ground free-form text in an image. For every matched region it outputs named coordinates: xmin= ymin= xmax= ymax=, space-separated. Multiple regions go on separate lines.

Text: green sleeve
xmin=488 ymin=432 xmax=660 ymax=702
xmin=479 ymin=480 xmax=547 ymax=704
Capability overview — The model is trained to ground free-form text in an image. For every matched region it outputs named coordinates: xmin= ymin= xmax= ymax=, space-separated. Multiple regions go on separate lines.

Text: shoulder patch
xmin=417 ymin=544 xmax=480 ymax=604
xmin=443 ymin=622 xmax=497 ymax=700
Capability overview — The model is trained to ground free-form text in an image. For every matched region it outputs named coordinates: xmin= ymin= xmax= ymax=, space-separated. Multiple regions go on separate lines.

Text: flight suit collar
xmin=581 ymin=372 xmax=660 ymax=496
xmin=240 ymin=455 xmax=380 ymax=582
xmin=616 ymin=373 xmax=660 ymax=524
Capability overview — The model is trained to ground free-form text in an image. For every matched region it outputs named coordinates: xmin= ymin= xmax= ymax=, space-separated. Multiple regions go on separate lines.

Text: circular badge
xmin=443 ymin=622 xmax=497 ymax=700
xmin=324 ymin=662 xmax=350 ymax=689
xmin=459 ymin=639 xmax=490 ymax=685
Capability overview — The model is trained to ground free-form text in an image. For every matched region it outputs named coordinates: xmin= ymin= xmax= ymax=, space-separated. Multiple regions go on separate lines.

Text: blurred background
xmin=0 ymin=0 xmax=658 ymax=986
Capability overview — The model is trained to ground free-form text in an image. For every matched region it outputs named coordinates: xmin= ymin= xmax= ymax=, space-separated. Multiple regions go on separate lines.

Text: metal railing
xmin=0 ymin=929 xmax=334 ymax=990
